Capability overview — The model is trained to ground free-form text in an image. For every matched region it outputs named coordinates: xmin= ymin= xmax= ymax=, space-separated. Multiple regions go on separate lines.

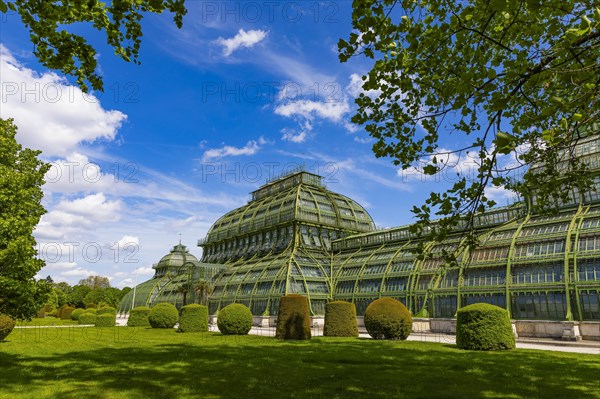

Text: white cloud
xmin=281 ymin=129 xmax=308 ymax=144
xmin=35 ymin=193 xmax=122 ymax=240
xmin=346 ymin=73 xmax=383 ymax=99
xmin=133 ymin=267 xmax=155 ymax=276
xmin=61 ymin=268 xmax=95 ymax=277
xmin=201 ymin=139 xmax=262 ymax=162
xmin=0 ymin=45 xmax=127 ymax=157
xmin=216 ymin=29 xmax=268 ymax=57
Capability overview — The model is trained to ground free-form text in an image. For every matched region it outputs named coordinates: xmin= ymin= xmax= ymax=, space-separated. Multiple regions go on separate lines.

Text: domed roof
xmin=153 ymin=243 xmax=199 ymax=277
xmin=203 ymin=171 xmax=375 ymax=244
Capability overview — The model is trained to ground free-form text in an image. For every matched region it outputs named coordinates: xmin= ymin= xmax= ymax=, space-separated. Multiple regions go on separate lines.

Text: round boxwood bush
xmin=79 ymin=312 xmax=97 ymax=325
xmin=0 ymin=314 xmax=16 ymax=341
xmin=178 ymin=304 xmax=209 ymax=332
xmin=456 ymin=303 xmax=515 ymax=351
xmin=217 ymin=303 xmax=252 ymax=335
xmin=324 ymin=301 xmax=358 ymax=337
xmin=97 ymin=306 xmax=116 ymax=315
xmin=61 ymin=306 xmax=75 ymax=320
xmin=364 ymin=297 xmax=412 ymax=340
xmin=127 ymin=306 xmax=151 ymax=327
xmin=71 ymin=308 xmax=87 ymax=321
xmin=148 ymin=303 xmax=179 ymax=329
xmin=95 ymin=313 xmax=116 ymax=328
xmin=275 ymin=294 xmax=311 ymax=340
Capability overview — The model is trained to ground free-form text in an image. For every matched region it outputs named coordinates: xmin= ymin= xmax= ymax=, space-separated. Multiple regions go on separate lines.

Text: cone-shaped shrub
xmin=456 ymin=303 xmax=515 ymax=351
xmin=218 ymin=303 xmax=252 ymax=335
xmin=71 ymin=308 xmax=87 ymax=321
xmin=365 ymin=297 xmax=412 ymax=340
xmin=56 ymin=305 xmax=67 ymax=319
xmin=95 ymin=313 xmax=116 ymax=327
xmin=275 ymin=294 xmax=311 ymax=340
xmin=61 ymin=306 xmax=75 ymax=320
xmin=37 ymin=307 xmax=46 ymax=318
xmin=149 ymin=303 xmax=178 ymax=329
xmin=178 ymin=304 xmax=209 ymax=332
xmin=324 ymin=301 xmax=358 ymax=337
xmin=127 ymin=306 xmax=151 ymax=327
xmin=0 ymin=314 xmax=16 ymax=341
xmin=79 ymin=313 xmax=97 ymax=325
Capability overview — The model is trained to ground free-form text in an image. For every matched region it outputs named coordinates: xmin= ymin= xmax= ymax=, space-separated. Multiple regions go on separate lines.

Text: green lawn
xmin=0 ymin=327 xmax=598 ymax=399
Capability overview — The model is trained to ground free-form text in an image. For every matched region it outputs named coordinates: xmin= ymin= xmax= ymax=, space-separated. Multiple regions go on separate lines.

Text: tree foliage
xmin=0 ymin=118 xmax=50 ymax=320
xmin=340 ymin=1 xmax=599 ymax=252
xmin=78 ymin=275 xmax=111 ymax=289
xmin=68 ymin=285 xmax=91 ymax=308
xmin=0 ymin=0 xmax=187 ymax=92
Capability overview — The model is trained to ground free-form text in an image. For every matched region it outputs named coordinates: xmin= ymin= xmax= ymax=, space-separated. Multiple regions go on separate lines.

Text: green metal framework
xmin=120 ymin=137 xmax=600 ymax=320
xmin=200 ymin=171 xmax=375 ymax=316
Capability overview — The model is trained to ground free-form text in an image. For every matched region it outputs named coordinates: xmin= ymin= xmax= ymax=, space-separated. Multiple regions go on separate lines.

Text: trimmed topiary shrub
xmin=364 ymin=297 xmax=412 ymax=340
xmin=95 ymin=313 xmax=116 ymax=327
xmin=275 ymin=294 xmax=311 ymax=340
xmin=61 ymin=306 xmax=75 ymax=320
xmin=127 ymin=306 xmax=151 ymax=327
xmin=324 ymin=301 xmax=358 ymax=337
xmin=0 ymin=314 xmax=16 ymax=341
xmin=44 ymin=304 xmax=53 ymax=312
xmin=97 ymin=306 xmax=116 ymax=315
xmin=37 ymin=307 xmax=46 ymax=318
xmin=178 ymin=304 xmax=209 ymax=332
xmin=217 ymin=303 xmax=252 ymax=335
xmin=84 ymin=308 xmax=97 ymax=315
xmin=456 ymin=303 xmax=515 ymax=351
xmin=71 ymin=308 xmax=86 ymax=321
xmin=148 ymin=303 xmax=179 ymax=329
xmin=79 ymin=313 xmax=97 ymax=325
xmin=56 ymin=304 xmax=67 ymax=319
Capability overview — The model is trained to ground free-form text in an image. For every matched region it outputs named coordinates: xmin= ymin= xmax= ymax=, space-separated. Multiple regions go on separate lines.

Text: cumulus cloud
xmin=346 ymin=73 xmax=382 ymax=99
xmin=61 ymin=268 xmax=96 ymax=277
xmin=0 ymin=45 xmax=127 ymax=157
xmin=201 ymin=137 xmax=266 ymax=162
xmin=35 ymin=193 xmax=122 ymax=240
xmin=216 ymin=29 xmax=268 ymax=57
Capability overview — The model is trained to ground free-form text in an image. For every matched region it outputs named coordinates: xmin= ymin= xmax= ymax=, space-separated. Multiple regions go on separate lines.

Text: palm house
xmin=120 ymin=137 xmax=600 ymax=330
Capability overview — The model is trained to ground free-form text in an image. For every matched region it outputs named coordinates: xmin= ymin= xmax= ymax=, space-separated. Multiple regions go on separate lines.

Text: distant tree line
xmin=43 ymin=275 xmax=131 ymax=310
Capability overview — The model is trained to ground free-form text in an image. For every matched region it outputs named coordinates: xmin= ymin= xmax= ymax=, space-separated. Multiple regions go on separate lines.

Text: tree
xmin=194 ymin=280 xmax=214 ymax=306
xmin=84 ymin=288 xmax=105 ymax=306
xmin=0 ymin=118 xmax=51 ymax=320
xmin=68 ymin=285 xmax=91 ymax=308
xmin=176 ymin=284 xmax=189 ymax=307
xmin=78 ymin=275 xmax=111 ymax=289
xmin=0 ymin=0 xmax=186 ymax=92
xmin=339 ymin=1 xmax=599 ymax=253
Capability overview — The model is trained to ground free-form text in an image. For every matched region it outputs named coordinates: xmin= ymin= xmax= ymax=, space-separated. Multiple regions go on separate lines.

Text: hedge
xmin=275 ymin=295 xmax=311 ymax=340
xmin=0 ymin=314 xmax=16 ymax=341
xmin=364 ymin=297 xmax=412 ymax=340
xmin=178 ymin=304 xmax=209 ymax=332
xmin=97 ymin=306 xmax=116 ymax=315
xmin=456 ymin=303 xmax=515 ymax=351
xmin=71 ymin=308 xmax=87 ymax=321
xmin=324 ymin=301 xmax=358 ymax=337
xmin=148 ymin=303 xmax=179 ymax=329
xmin=61 ymin=306 xmax=75 ymax=320
xmin=217 ymin=303 xmax=252 ymax=335
xmin=79 ymin=313 xmax=97 ymax=325
xmin=95 ymin=313 xmax=116 ymax=328
xmin=127 ymin=306 xmax=151 ymax=327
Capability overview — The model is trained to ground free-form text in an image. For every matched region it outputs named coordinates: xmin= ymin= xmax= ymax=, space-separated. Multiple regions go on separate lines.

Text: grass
xmin=0 ymin=327 xmax=599 ymax=399
xmin=16 ymin=317 xmax=79 ymax=326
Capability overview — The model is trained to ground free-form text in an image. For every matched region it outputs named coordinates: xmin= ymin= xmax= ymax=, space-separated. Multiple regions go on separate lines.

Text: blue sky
xmin=0 ymin=1 xmax=516 ymax=287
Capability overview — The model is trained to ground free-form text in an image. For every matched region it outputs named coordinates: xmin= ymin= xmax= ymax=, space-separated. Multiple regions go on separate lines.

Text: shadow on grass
xmin=0 ymin=330 xmax=598 ymax=399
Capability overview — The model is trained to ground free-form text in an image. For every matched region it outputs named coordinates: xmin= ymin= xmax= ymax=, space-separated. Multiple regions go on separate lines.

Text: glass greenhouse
xmin=120 ymin=138 xmax=600 ymax=321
